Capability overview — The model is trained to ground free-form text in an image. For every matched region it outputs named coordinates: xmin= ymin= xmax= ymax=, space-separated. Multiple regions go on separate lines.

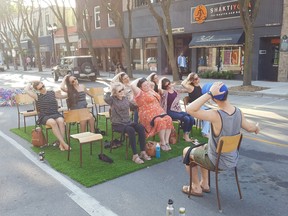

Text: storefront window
xmin=197 ymin=46 xmax=242 ymax=73
xmin=272 ymin=45 xmax=279 ymax=65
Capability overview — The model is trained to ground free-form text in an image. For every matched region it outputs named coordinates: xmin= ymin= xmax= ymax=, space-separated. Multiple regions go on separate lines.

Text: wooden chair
xmin=87 ymin=87 xmax=105 ymax=114
xmin=109 ymin=108 xmax=134 ymax=159
xmin=183 ymin=96 xmax=201 ymax=129
xmin=188 ymin=133 xmax=243 ymax=212
xmin=63 ymin=108 xmax=103 ymax=167
xmin=15 ymin=93 xmax=38 ymax=132
xmin=93 ymin=95 xmax=110 ymax=133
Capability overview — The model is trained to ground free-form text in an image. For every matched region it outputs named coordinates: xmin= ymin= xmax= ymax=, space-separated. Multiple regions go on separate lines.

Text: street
xmin=0 ymin=69 xmax=287 ymax=216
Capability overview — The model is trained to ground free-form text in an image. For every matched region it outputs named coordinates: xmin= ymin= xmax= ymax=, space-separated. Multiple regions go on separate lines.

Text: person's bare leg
xmin=164 ymin=129 xmax=171 ymax=144
xmin=79 ymin=120 xmax=87 ymax=133
xmin=47 ymin=118 xmax=69 ymax=150
xmin=88 ymin=115 xmax=95 ymax=132
xmin=183 ymin=147 xmax=202 ymax=193
xmin=158 ymin=130 xmax=167 ymax=151
xmin=200 ymin=167 xmax=210 ymax=191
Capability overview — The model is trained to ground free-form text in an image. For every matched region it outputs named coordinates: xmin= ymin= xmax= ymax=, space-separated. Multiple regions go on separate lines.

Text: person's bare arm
xmin=130 ymin=78 xmax=141 ymax=96
xmin=55 ymin=90 xmax=67 ymax=99
xmin=181 ymin=74 xmax=194 ymax=93
xmin=60 ymin=75 xmax=69 ymax=92
xmin=241 ymin=112 xmax=260 ymax=134
xmin=24 ymin=82 xmax=38 ymax=100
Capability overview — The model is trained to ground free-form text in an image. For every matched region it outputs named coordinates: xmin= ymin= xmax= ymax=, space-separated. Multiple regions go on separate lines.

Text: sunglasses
xmin=38 ymin=85 xmax=45 ymax=91
xmin=194 ymin=77 xmax=199 ymax=81
xmin=165 ymin=83 xmax=170 ymax=88
xmin=71 ymin=78 xmax=77 ymax=84
xmin=118 ymin=88 xmax=124 ymax=93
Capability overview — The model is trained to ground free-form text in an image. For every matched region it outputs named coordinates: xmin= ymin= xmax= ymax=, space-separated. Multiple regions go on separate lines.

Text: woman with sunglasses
xmin=159 ymin=77 xmax=195 ymax=142
xmin=104 ymin=82 xmax=151 ymax=164
xmin=147 ymin=72 xmax=161 ymax=94
xmin=60 ymin=75 xmax=95 ymax=133
xmin=112 ymin=72 xmax=138 ymax=123
xmin=130 ymin=78 xmax=174 ymax=151
xmin=24 ymin=81 xmax=70 ymax=151
xmin=181 ymin=72 xmax=210 ymax=137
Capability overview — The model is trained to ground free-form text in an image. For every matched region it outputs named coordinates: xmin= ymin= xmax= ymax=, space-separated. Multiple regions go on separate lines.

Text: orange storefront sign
xmin=193 ymin=5 xmax=208 ymax=24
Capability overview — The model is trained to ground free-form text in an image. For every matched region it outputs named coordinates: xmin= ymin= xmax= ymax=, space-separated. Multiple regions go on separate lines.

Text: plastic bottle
xmin=179 ymin=207 xmax=186 ymax=216
xmin=155 ymin=143 xmax=160 ymax=158
xmin=166 ymin=199 xmax=174 ymax=216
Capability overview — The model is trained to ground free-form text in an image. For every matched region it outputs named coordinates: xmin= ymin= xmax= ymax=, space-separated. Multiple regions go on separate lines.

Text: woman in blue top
xmin=60 ymin=75 xmax=95 ymax=133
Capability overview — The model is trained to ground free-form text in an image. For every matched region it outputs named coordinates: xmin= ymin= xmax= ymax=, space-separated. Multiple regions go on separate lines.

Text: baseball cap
xmin=201 ymin=82 xmax=228 ymax=101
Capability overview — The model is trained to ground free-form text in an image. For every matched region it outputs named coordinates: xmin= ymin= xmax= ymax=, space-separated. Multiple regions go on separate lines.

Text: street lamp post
xmin=47 ymin=23 xmax=57 ymax=66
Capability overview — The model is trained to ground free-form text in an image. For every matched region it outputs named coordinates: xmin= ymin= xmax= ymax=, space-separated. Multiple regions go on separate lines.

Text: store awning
xmin=189 ymin=29 xmax=244 ymax=48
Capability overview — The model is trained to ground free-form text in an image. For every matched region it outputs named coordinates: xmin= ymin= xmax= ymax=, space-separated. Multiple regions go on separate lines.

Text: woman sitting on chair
xmin=159 ymin=77 xmax=195 ymax=142
xmin=181 ymin=72 xmax=210 ymax=137
xmin=60 ymin=75 xmax=95 ymax=133
xmin=24 ymin=81 xmax=69 ymax=151
xmin=147 ymin=72 xmax=161 ymax=94
xmin=130 ymin=78 xmax=174 ymax=151
xmin=104 ymin=82 xmax=151 ymax=164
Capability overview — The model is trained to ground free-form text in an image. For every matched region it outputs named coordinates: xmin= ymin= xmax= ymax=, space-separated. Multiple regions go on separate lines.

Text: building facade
xmin=124 ymin=0 xmax=283 ymax=81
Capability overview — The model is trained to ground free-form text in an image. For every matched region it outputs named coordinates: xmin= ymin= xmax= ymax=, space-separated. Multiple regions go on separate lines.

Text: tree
xmin=146 ymin=0 xmax=178 ymax=81
xmin=19 ymin=0 xmax=43 ymax=72
xmin=101 ymin=0 xmax=133 ymax=77
xmin=72 ymin=0 xmax=99 ymax=76
xmin=278 ymin=0 xmax=288 ymax=82
xmin=238 ymin=0 xmax=261 ymax=86
xmin=43 ymin=0 xmax=72 ymax=56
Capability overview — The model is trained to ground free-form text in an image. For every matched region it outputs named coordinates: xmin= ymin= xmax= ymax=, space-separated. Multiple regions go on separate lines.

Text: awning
xmin=189 ymin=29 xmax=244 ymax=48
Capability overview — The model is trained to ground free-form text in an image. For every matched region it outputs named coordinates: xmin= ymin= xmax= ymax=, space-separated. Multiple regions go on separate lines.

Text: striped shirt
xmin=36 ymin=91 xmax=59 ymax=117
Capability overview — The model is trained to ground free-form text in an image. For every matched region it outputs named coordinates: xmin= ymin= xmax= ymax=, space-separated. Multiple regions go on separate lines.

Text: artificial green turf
xmin=10 ymin=119 xmax=207 ymax=187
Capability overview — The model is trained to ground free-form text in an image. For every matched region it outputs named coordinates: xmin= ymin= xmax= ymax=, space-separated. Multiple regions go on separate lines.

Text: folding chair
xmin=64 ymin=108 xmax=103 ymax=167
xmin=15 ymin=93 xmax=38 ymax=132
xmin=188 ymin=133 xmax=243 ymax=212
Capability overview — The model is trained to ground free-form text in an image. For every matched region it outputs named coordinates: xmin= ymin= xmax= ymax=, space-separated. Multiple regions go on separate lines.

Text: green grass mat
xmin=11 ymin=119 xmax=207 ymax=187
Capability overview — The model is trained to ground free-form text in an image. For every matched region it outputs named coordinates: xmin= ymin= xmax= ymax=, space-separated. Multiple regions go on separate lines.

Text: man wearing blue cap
xmin=182 ymin=82 xmax=260 ymax=196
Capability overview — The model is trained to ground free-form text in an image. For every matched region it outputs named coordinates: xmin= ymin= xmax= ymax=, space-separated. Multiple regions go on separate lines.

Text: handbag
xmin=145 ymin=141 xmax=157 ymax=157
xmin=31 ymin=127 xmax=46 ymax=147
xmin=169 ymin=128 xmax=177 ymax=144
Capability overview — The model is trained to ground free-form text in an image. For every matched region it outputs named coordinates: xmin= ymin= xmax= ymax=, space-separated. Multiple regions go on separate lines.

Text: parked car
xmin=52 ymin=56 xmax=97 ymax=81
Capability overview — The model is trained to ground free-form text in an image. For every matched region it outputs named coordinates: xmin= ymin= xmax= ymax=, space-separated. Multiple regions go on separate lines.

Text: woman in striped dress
xmin=25 ymin=81 xmax=69 ymax=151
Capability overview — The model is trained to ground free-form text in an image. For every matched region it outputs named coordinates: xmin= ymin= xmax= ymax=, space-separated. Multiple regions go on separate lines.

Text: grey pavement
xmin=1 ymin=67 xmax=288 ymax=216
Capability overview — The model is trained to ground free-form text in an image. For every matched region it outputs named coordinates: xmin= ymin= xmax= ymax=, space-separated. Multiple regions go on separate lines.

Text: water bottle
xmin=155 ymin=143 xmax=160 ymax=158
xmin=179 ymin=207 xmax=186 ymax=216
xmin=166 ymin=199 xmax=174 ymax=216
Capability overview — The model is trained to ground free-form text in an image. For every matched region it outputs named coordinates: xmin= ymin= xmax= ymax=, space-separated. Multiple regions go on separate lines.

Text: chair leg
xmin=45 ymin=128 xmax=49 ymax=144
xmin=80 ymin=143 xmax=83 ymax=167
xmin=24 ymin=117 xmax=27 ymax=133
xmin=188 ymin=164 xmax=193 ymax=198
xmin=235 ymin=167 xmax=242 ymax=199
xmin=90 ymin=142 xmax=93 ymax=155
xmin=215 ymin=171 xmax=222 ymax=212
xmin=100 ymin=139 xmax=103 ymax=154
xmin=18 ymin=114 xmax=20 ymax=129
xmin=125 ymin=136 xmax=128 ymax=160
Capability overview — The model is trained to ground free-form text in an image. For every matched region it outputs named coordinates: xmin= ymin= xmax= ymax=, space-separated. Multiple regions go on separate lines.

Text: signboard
xmin=280 ymin=35 xmax=288 ymax=52
xmin=191 ymin=0 xmax=252 ymax=24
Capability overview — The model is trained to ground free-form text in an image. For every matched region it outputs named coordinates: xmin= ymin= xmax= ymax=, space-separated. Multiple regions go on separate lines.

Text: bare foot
xmin=59 ymin=143 xmax=70 ymax=151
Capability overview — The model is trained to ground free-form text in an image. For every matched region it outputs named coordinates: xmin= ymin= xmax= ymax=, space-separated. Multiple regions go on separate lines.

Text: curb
xmin=229 ymin=91 xmax=288 ymax=99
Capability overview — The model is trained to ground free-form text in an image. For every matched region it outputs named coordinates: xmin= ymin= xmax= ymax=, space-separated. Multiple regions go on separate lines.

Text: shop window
xmin=272 ymin=45 xmax=279 ymax=66
xmin=220 ymin=47 xmax=241 ymax=66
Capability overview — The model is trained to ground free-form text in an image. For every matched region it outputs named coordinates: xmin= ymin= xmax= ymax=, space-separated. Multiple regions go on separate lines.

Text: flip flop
xmin=182 ymin=185 xmax=203 ymax=197
xmin=201 ymin=186 xmax=211 ymax=193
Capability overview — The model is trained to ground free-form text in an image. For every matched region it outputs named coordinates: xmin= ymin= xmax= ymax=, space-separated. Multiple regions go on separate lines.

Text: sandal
xmin=182 ymin=185 xmax=203 ymax=197
xmin=132 ymin=155 xmax=144 ymax=164
xmin=201 ymin=185 xmax=211 ymax=193
xmin=161 ymin=144 xmax=169 ymax=151
xmin=140 ymin=152 xmax=151 ymax=161
xmin=166 ymin=143 xmax=172 ymax=151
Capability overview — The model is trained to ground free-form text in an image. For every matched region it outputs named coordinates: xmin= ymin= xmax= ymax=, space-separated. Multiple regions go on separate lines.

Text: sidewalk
xmin=4 ymin=66 xmax=288 ymax=99
xmin=98 ymin=70 xmax=288 ymax=99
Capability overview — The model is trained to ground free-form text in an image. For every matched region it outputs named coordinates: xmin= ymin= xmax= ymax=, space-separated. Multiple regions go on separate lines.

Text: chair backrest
xmin=88 ymin=87 xmax=104 ymax=96
xmin=183 ymin=96 xmax=190 ymax=111
xmin=15 ymin=93 xmax=35 ymax=105
xmin=93 ymin=95 xmax=108 ymax=106
xmin=63 ymin=108 xmax=91 ymax=123
xmin=216 ymin=133 xmax=243 ymax=154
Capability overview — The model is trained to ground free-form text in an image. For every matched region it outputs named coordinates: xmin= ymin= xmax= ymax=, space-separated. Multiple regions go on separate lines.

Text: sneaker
xmin=140 ymin=151 xmax=151 ymax=161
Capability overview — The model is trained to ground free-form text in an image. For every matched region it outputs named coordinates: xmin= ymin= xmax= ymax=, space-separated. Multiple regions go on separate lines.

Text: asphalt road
xmin=0 ymin=70 xmax=287 ymax=216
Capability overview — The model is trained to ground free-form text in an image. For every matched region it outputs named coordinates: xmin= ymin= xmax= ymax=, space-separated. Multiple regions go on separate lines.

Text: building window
xmin=94 ymin=6 xmax=101 ymax=29
xmin=108 ymin=14 xmax=115 ymax=27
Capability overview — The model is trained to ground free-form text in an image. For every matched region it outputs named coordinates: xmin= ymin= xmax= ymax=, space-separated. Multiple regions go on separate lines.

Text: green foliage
xmin=11 ymin=120 xmax=207 ymax=187
xmin=199 ymin=70 xmax=235 ymax=80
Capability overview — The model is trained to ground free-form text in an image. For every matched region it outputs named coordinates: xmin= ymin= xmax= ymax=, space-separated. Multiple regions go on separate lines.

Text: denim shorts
xmin=191 ymin=144 xmax=215 ymax=171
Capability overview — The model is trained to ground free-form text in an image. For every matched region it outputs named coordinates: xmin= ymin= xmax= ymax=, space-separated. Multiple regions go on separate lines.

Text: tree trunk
xmin=278 ymin=0 xmax=288 ymax=82
xmin=243 ymin=28 xmax=253 ymax=86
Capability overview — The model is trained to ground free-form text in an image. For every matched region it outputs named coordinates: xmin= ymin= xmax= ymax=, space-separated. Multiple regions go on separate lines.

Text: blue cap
xmin=202 ymin=82 xmax=228 ymax=101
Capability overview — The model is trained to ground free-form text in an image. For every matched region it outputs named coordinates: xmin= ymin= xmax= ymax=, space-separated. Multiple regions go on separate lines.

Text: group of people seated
xmin=24 ymin=69 xmax=260 ymax=198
